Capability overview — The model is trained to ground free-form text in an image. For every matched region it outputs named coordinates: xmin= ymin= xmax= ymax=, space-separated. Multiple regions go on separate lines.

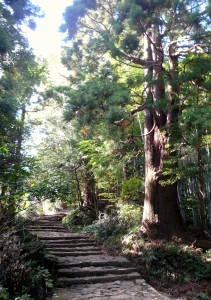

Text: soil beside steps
xmin=28 ymin=213 xmax=183 ymax=300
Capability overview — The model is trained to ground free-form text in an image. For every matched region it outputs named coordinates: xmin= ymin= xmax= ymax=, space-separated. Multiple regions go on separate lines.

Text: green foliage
xmin=120 ymin=33 xmax=139 ymax=54
xmin=15 ymin=293 xmax=33 ymax=300
xmin=180 ymin=105 xmax=211 ymax=147
xmin=24 ymin=262 xmax=53 ymax=290
xmin=0 ymin=218 xmax=53 ymax=299
xmin=63 ymin=207 xmax=96 ymax=228
xmin=3 ymin=0 xmax=41 ymax=23
xmin=0 ymin=47 xmax=46 ymax=219
xmin=121 ymin=177 xmax=144 ymax=203
xmin=137 ymin=243 xmax=211 ymax=283
xmin=118 ymin=203 xmax=142 ymax=227
xmin=60 ymin=0 xmax=96 ymax=38
xmin=0 ymin=286 xmax=9 ymax=300
xmin=82 ymin=203 xmax=142 ymax=248
xmin=82 ymin=216 xmax=121 ymax=245
xmin=187 ymin=291 xmax=209 ymax=300
xmin=63 ymin=75 xmax=130 ymax=128
xmin=58 ymin=0 xmax=211 ymax=236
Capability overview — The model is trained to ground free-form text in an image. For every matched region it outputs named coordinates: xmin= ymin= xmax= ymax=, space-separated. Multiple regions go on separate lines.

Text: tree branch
xmin=131 ymin=102 xmax=148 ymax=115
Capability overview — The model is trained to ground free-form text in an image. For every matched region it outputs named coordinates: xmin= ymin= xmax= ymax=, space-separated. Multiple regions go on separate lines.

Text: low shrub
xmin=0 ymin=221 xmax=53 ymax=300
xmin=82 ymin=204 xmax=142 ymax=250
xmin=135 ymin=243 xmax=211 ymax=283
xmin=82 ymin=216 xmax=120 ymax=240
xmin=62 ymin=207 xmax=96 ymax=228
xmin=118 ymin=203 xmax=142 ymax=228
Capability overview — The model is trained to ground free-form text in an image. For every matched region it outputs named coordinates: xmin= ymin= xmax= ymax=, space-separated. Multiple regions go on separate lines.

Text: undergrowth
xmin=132 ymin=242 xmax=211 ymax=283
xmin=0 ymin=217 xmax=53 ymax=300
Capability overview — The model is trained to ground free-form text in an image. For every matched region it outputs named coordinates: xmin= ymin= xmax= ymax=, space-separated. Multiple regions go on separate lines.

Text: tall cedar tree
xmin=61 ymin=0 xmax=210 ymax=237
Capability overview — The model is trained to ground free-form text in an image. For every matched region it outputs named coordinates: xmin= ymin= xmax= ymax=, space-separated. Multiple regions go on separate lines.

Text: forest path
xmin=28 ymin=213 xmax=182 ymax=300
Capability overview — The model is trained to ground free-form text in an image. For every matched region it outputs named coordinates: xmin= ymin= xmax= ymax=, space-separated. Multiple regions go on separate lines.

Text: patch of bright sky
xmin=23 ymin=0 xmax=73 ymax=155
xmin=26 ymin=0 xmax=72 ymax=57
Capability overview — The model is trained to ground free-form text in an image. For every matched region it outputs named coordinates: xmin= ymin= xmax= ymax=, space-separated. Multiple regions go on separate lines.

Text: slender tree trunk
xmin=197 ymin=146 xmax=207 ymax=232
xmin=141 ymin=26 xmax=184 ymax=237
xmin=16 ymin=103 xmax=26 ymax=163
xmin=82 ymin=159 xmax=98 ymax=216
xmin=74 ymin=167 xmax=83 ymax=207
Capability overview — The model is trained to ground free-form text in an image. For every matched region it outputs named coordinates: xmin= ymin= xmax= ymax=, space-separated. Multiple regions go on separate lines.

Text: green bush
xmin=138 ymin=243 xmax=211 ymax=283
xmin=118 ymin=203 xmax=142 ymax=228
xmin=62 ymin=207 xmax=96 ymax=228
xmin=82 ymin=203 xmax=142 ymax=246
xmin=121 ymin=177 xmax=144 ymax=203
xmin=0 ymin=220 xmax=53 ymax=300
xmin=82 ymin=216 xmax=120 ymax=240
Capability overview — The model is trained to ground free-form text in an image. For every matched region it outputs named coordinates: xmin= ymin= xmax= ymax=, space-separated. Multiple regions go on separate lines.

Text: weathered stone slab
xmin=46 ymin=242 xmax=96 ymax=247
xmin=52 ymin=280 xmax=178 ymax=300
xmin=50 ymin=250 xmax=103 ymax=257
xmin=57 ymin=254 xmax=132 ymax=267
xmin=57 ymin=266 xmax=137 ymax=278
xmin=47 ymin=246 xmax=99 ymax=252
xmin=58 ymin=272 xmax=141 ymax=286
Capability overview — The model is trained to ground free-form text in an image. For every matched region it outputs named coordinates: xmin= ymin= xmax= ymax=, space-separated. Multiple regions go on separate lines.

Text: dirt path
xmin=29 ymin=213 xmax=183 ymax=300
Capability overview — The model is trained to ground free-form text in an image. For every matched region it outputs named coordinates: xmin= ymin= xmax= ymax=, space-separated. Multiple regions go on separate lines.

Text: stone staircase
xmin=28 ymin=213 xmax=178 ymax=300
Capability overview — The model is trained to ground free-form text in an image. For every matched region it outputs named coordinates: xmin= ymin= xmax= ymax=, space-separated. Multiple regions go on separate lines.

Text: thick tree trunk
xmin=142 ymin=125 xmax=184 ymax=237
xmin=141 ymin=27 xmax=184 ymax=237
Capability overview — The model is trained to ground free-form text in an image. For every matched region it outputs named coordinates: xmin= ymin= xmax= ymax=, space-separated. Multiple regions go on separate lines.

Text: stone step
xmin=52 ymin=279 xmax=172 ymax=300
xmin=29 ymin=228 xmax=68 ymax=232
xmin=57 ymin=254 xmax=132 ymax=265
xmin=36 ymin=215 xmax=66 ymax=222
xmin=58 ymin=259 xmax=132 ymax=269
xmin=57 ymin=266 xmax=138 ymax=278
xmin=57 ymin=272 xmax=141 ymax=286
xmin=37 ymin=215 xmax=64 ymax=220
xmin=46 ymin=242 xmax=96 ymax=248
xmin=47 ymin=246 xmax=100 ymax=252
xmin=32 ymin=224 xmax=63 ymax=228
xmin=50 ymin=251 xmax=103 ymax=257
xmin=43 ymin=238 xmax=95 ymax=243
xmin=29 ymin=225 xmax=65 ymax=230
xmin=40 ymin=236 xmax=95 ymax=242
xmin=29 ymin=228 xmax=66 ymax=232
xmin=27 ymin=214 xmax=169 ymax=299
xmin=32 ymin=220 xmax=62 ymax=223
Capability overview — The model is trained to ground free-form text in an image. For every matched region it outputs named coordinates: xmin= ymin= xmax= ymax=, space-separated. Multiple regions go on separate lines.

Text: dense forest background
xmin=0 ymin=0 xmax=211 ymax=299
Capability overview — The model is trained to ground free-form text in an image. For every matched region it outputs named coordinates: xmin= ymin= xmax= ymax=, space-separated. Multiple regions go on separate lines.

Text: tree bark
xmin=141 ymin=26 xmax=184 ymax=237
